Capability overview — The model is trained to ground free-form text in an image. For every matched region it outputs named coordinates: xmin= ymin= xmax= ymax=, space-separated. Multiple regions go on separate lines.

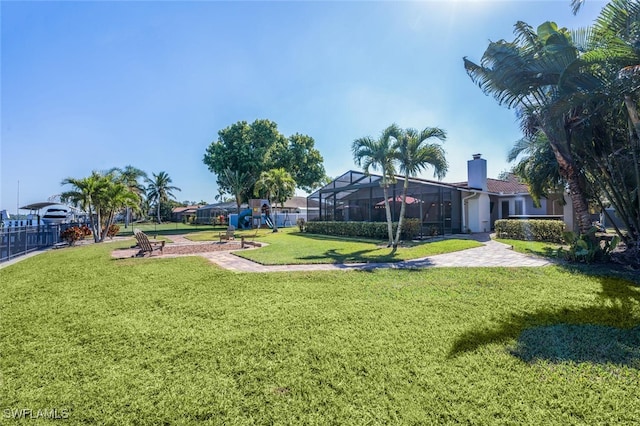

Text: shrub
xmin=102 ymin=224 xmax=120 ymax=239
xmin=80 ymin=225 xmax=92 ymax=236
xmin=559 ymin=228 xmax=621 ymax=263
xmin=494 ymin=219 xmax=565 ymax=243
xmin=60 ymin=227 xmax=85 ymax=245
xmin=402 ymin=219 xmax=421 ymax=240
xmin=305 ymin=220 xmax=421 ymax=240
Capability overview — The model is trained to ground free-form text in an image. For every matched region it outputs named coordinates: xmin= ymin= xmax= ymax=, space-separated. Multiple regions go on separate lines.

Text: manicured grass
xmin=116 ymin=222 xmax=222 ymax=237
xmin=190 ymin=227 xmax=482 ymax=264
xmin=496 ymin=238 xmax=562 ymax=258
xmin=1 ymin=243 xmax=638 ymax=424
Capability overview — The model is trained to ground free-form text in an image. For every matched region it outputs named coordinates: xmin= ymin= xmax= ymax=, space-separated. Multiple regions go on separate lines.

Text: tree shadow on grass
xmin=298 ymin=247 xmax=400 ymax=264
xmin=510 ymin=323 xmax=639 ymax=367
xmin=448 ymin=276 xmax=640 ymax=367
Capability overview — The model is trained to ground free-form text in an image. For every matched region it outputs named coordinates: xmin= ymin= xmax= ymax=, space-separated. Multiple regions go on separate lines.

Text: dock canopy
xmin=20 ymin=202 xmax=61 ymax=210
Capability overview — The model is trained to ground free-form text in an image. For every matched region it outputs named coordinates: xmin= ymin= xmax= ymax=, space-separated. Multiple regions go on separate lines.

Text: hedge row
xmin=494 ymin=219 xmax=565 ymax=243
xmin=305 ymin=219 xmax=421 ymax=240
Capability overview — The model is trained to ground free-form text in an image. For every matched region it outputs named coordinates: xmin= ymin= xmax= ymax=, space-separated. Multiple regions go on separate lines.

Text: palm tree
xmin=507 ymin=134 xmax=565 ymax=207
xmin=61 ymin=171 xmax=139 ymax=242
xmin=254 ymin=168 xmax=296 ymax=232
xmin=61 ymin=172 xmax=104 ymax=242
xmin=100 ymin=178 xmax=139 ymax=239
xmin=218 ymin=168 xmax=255 ymax=214
xmin=464 ymin=21 xmax=597 ymax=234
xmin=352 ymin=124 xmax=401 ymax=247
xmin=146 ymin=171 xmax=181 ymax=224
xmin=588 ymin=0 xmax=640 ymax=247
xmin=109 ymin=165 xmax=147 ymax=227
xmin=392 ymin=127 xmax=448 ymax=248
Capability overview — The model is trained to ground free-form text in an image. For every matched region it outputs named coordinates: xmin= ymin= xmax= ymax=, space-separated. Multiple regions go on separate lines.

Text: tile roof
xmin=487 ymin=175 xmax=530 ymax=194
xmin=172 ymin=206 xmax=200 ymax=213
xmin=452 ymin=173 xmax=530 ymax=194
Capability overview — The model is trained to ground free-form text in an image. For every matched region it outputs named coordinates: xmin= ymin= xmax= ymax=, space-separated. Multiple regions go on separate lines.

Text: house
xmin=171 ymin=205 xmax=200 ymax=223
xmin=195 ymin=201 xmax=240 ymax=225
xmin=307 ymin=154 xmax=572 ymax=234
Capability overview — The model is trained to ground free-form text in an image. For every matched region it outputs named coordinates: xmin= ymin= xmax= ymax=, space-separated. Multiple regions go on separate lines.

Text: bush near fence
xmin=305 ymin=219 xmax=421 ymax=240
xmin=494 ymin=219 xmax=565 ymax=243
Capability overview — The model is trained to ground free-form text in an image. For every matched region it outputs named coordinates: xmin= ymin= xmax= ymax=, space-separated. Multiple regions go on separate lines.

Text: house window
xmin=515 ymin=200 xmax=524 ymax=215
xmin=501 ymin=201 xmax=509 ymax=218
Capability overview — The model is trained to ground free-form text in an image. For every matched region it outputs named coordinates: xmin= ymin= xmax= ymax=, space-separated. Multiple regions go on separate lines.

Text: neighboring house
xmin=195 ymin=196 xmax=317 ymax=227
xmin=195 ymin=201 xmax=242 ymax=225
xmin=307 ymin=154 xmax=573 ymax=234
xmin=171 ymin=206 xmax=200 ymax=222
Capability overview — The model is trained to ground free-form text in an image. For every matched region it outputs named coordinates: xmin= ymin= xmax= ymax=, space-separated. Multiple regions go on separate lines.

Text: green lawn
xmin=1 ymin=242 xmax=638 ymax=424
xmin=188 ymin=227 xmax=483 ymax=264
xmin=496 ymin=238 xmax=562 ymax=258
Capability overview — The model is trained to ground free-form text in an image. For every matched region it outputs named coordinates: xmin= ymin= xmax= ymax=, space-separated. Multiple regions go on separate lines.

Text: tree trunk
xmin=89 ymin=206 xmax=100 ymax=243
xmin=393 ymin=177 xmax=409 ymax=248
xmin=96 ymin=208 xmax=103 ymax=242
xmin=157 ymin=202 xmax=161 ymax=224
xmin=272 ymin=199 xmax=279 ymax=233
xmin=382 ymin=184 xmax=394 ymax=247
xmin=547 ymin=138 xmax=592 ymax=234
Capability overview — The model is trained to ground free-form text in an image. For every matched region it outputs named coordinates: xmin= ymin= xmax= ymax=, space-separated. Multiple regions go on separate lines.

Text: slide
xmin=238 ymin=209 xmax=252 ymax=229
xmin=264 ymin=216 xmax=273 ymax=229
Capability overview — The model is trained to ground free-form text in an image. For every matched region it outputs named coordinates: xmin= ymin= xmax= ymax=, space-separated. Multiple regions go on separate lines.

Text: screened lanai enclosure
xmin=307 ymin=171 xmax=463 ymax=236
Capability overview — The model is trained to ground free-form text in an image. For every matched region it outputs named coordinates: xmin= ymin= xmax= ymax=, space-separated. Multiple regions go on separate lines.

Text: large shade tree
xmin=393 ymin=127 xmax=448 ymax=248
xmin=352 ymin=124 xmax=402 ymax=247
xmin=146 ymin=171 xmax=181 ymax=224
xmin=203 ymin=119 xmax=326 ymax=204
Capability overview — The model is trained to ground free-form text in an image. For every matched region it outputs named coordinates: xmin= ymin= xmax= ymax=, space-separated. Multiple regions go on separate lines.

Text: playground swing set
xmin=231 ymin=199 xmax=292 ymax=230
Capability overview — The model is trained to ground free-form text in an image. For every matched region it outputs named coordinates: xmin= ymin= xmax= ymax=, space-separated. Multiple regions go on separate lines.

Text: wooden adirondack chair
xmin=134 ymin=228 xmax=165 ymax=256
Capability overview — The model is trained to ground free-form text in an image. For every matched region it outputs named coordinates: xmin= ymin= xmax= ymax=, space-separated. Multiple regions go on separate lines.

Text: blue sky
xmin=1 ymin=0 xmax=606 ymax=211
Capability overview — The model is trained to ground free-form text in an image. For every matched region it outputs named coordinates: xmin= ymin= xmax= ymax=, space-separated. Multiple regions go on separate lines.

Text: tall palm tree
xmin=254 ymin=168 xmax=296 ymax=232
xmin=109 ymin=165 xmax=147 ymax=227
xmin=352 ymin=124 xmax=401 ymax=247
xmin=146 ymin=171 xmax=181 ymax=224
xmin=464 ymin=21 xmax=597 ymax=234
xmin=392 ymin=127 xmax=448 ymax=248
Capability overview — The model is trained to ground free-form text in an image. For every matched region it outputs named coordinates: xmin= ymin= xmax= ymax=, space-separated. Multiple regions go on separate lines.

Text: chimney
xmin=467 ymin=154 xmax=487 ymax=191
